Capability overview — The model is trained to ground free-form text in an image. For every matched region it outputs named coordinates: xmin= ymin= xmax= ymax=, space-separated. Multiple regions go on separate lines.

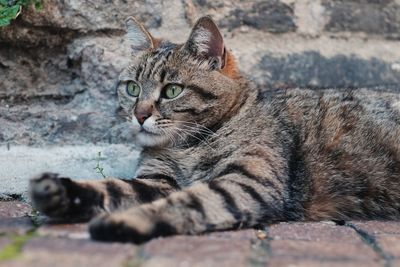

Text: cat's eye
xmin=163 ymin=84 xmax=183 ymax=99
xmin=126 ymin=81 xmax=140 ymax=97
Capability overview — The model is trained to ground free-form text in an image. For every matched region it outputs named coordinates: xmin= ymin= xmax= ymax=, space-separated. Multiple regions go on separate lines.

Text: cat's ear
xmin=183 ymin=16 xmax=226 ymax=69
xmin=125 ymin=17 xmax=155 ymax=53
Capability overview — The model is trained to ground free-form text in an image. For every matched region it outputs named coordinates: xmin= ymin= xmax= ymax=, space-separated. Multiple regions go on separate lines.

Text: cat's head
xmin=117 ymin=16 xmax=245 ymax=148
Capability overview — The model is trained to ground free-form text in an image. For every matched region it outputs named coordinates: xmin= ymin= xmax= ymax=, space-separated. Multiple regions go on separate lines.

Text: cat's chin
xmin=135 ymin=132 xmax=170 ymax=148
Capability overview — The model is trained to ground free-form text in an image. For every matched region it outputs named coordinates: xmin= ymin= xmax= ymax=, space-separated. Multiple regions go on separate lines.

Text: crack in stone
xmin=0 ymin=88 xmax=87 ymax=105
xmin=344 ymin=222 xmax=393 ymax=267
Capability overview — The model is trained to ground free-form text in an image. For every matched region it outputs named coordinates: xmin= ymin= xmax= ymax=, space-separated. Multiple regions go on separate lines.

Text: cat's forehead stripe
xmin=135 ymin=44 xmax=176 ymax=82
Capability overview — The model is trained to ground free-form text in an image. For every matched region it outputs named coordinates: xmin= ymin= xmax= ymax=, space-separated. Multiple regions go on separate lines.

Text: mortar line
xmin=248 ymin=227 xmax=271 ymax=267
xmin=344 ymin=222 xmax=392 ymax=267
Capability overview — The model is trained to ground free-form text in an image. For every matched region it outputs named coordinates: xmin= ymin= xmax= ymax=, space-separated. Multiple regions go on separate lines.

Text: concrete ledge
xmin=0 ymin=144 xmax=140 ymax=196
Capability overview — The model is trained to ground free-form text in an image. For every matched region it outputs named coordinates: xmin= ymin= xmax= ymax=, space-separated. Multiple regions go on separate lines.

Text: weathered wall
xmin=1 ymin=0 xmax=400 ymax=194
xmin=1 ymin=0 xmax=400 ymax=146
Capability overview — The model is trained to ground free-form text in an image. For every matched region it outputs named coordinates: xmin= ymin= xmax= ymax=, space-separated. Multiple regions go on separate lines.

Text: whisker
xmin=170 ymin=126 xmax=216 ymax=151
xmin=173 ymin=120 xmax=219 ymax=136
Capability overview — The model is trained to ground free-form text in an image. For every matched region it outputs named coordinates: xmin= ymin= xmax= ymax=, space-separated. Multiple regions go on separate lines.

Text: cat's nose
xmin=134 ymin=103 xmax=153 ymax=125
xmin=135 ymin=112 xmax=151 ymax=125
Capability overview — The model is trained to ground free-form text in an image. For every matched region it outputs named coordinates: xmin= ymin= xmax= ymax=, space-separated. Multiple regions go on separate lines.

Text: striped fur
xmin=30 ymin=17 xmax=400 ymax=243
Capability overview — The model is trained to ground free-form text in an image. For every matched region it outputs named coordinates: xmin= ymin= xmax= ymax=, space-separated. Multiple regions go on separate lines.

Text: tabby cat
xmin=29 ymin=16 xmax=400 ymax=243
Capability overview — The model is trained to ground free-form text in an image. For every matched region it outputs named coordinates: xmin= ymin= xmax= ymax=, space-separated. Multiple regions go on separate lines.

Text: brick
xmin=323 ymin=0 xmax=400 ymax=39
xmin=0 ymin=218 xmax=33 ymax=235
xmin=268 ymin=222 xmax=363 ymax=243
xmin=267 ymin=222 xmax=380 ymax=265
xmin=270 ymin=239 xmax=379 ymax=263
xmin=2 ymin=237 xmax=136 ymax=267
xmin=0 ymin=201 xmax=33 ymax=234
xmin=0 ymin=236 xmax=12 ymax=251
xmin=352 ymin=221 xmax=400 ymax=235
xmin=140 ymin=229 xmax=256 ymax=267
xmin=267 ymin=258 xmax=381 ymax=267
xmin=376 ymin=235 xmax=400 ymax=258
xmin=352 ymin=221 xmax=400 ymax=260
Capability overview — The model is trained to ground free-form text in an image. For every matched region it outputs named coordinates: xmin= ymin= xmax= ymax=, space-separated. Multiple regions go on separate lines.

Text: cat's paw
xmin=89 ymin=209 xmax=177 ymax=243
xmin=29 ymin=173 xmax=70 ymax=217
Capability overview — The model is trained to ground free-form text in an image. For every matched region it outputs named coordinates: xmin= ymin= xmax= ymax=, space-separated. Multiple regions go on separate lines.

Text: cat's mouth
xmin=136 ymin=126 xmax=169 ymax=147
xmin=139 ymin=127 xmax=160 ymax=136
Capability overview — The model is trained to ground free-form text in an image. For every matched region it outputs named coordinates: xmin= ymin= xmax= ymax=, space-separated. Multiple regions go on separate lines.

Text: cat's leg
xmin=29 ymin=173 xmax=179 ymax=221
xmin=89 ymin=172 xmax=284 ymax=243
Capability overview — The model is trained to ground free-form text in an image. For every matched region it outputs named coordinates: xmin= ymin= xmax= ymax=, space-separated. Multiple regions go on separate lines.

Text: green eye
xmin=163 ymin=84 xmax=183 ymax=99
xmin=126 ymin=81 xmax=140 ymax=97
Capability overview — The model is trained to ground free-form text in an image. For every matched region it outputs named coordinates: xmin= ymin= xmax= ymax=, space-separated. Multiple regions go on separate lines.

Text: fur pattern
xmin=29 ymin=16 xmax=400 ymax=243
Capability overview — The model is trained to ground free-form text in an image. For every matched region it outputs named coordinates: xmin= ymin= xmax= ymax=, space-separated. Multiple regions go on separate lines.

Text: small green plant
xmin=94 ymin=151 xmax=107 ymax=179
xmin=28 ymin=208 xmax=43 ymax=227
xmin=0 ymin=0 xmax=42 ymax=27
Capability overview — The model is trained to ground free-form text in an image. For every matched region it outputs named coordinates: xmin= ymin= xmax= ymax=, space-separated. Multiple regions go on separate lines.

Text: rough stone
xmin=0 ymin=35 xmax=133 ymax=146
xmin=187 ymin=0 xmax=296 ymax=33
xmin=20 ymin=0 xmax=164 ymax=31
xmin=257 ymin=52 xmax=400 ymax=89
xmin=323 ymin=0 xmax=400 ymax=39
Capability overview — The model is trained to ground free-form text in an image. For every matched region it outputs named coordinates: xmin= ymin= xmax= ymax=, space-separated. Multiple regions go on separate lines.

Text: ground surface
xmin=0 ymin=145 xmax=140 ymax=196
xmin=0 ymin=201 xmax=399 ymax=267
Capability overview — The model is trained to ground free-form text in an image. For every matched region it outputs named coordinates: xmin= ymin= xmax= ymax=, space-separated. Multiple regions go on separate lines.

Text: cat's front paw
xmin=29 ymin=173 xmax=70 ymax=218
xmin=89 ymin=209 xmax=177 ymax=243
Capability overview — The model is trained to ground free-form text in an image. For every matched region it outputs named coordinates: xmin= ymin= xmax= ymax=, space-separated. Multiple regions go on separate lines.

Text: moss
xmin=0 ymin=231 xmax=36 ymax=261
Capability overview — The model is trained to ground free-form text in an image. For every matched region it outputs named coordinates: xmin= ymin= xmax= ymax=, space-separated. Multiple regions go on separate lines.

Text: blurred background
xmin=1 ymin=0 xmax=400 ymax=195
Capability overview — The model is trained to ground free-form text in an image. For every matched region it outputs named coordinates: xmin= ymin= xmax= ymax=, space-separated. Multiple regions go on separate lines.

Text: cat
xmin=29 ymin=16 xmax=400 ymax=243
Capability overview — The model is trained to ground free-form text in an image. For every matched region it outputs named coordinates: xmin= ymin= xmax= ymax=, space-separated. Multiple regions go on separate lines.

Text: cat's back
xmin=261 ymin=87 xmax=400 ymax=220
xmin=260 ymin=87 xmax=400 ymax=125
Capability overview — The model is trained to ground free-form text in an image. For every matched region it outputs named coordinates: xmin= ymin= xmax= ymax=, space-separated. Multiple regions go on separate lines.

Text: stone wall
xmin=1 ymin=0 xmax=400 ymax=194
xmin=1 ymin=0 xmax=400 ymax=146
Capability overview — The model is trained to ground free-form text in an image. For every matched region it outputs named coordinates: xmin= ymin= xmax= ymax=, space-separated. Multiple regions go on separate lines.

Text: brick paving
xmin=0 ymin=201 xmax=398 ymax=267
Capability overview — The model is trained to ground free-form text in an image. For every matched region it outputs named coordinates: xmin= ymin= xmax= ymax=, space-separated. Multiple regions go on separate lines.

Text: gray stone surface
xmin=258 ymin=52 xmax=400 ymax=89
xmin=0 ymin=145 xmax=140 ymax=195
xmin=188 ymin=0 xmax=296 ymax=33
xmin=323 ymin=0 xmax=400 ymax=39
